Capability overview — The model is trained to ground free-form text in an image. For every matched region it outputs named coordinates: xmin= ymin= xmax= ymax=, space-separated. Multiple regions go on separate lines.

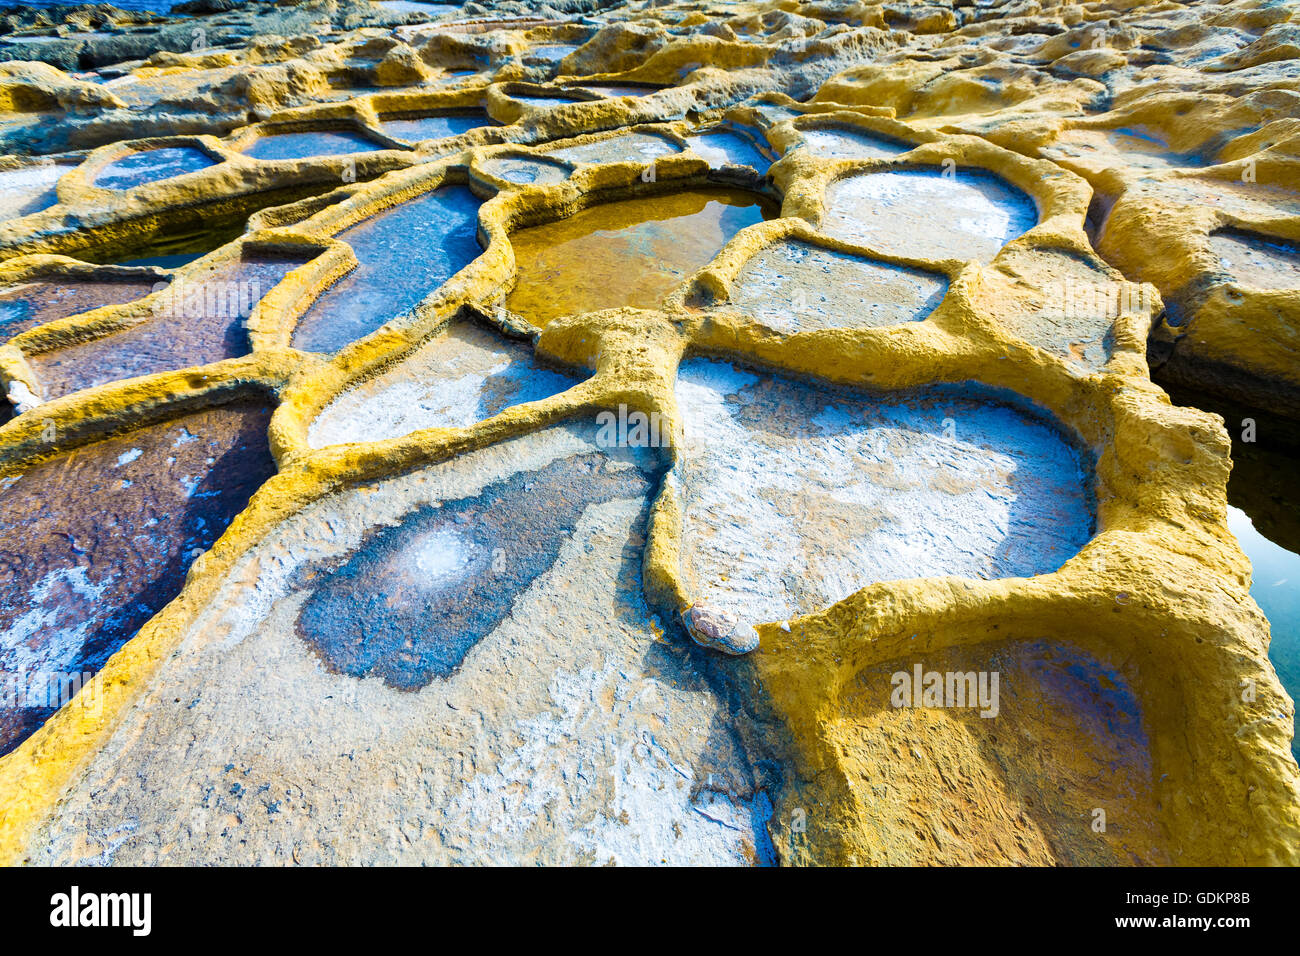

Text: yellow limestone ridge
xmin=0 ymin=0 xmax=1297 ymax=866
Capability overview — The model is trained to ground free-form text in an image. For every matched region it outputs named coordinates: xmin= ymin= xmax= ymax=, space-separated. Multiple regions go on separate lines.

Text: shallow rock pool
xmin=92 ymin=146 xmax=217 ymax=190
xmin=291 ymin=186 xmax=483 ymax=353
xmin=506 ymin=188 xmax=776 ymax=326
xmin=674 ymin=357 xmax=1094 ymax=624
xmin=308 ymin=320 xmax=580 ymax=447
xmin=728 ymin=239 xmax=948 ymax=332
xmin=821 ymin=168 xmax=1038 ymax=262
xmin=243 ymin=129 xmax=384 ymax=161
xmin=0 ymin=400 xmax=274 ymax=755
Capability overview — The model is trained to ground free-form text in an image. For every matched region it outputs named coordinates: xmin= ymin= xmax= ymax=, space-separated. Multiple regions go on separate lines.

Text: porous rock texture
xmin=0 ymin=0 xmax=1297 ymax=866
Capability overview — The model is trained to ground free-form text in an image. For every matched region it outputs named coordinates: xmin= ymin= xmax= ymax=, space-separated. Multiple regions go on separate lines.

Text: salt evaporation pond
xmin=752 ymin=103 xmax=801 ymax=125
xmin=379 ymin=111 xmax=495 ymax=143
xmin=821 ymin=169 xmax=1038 ymax=262
xmin=480 ymin=155 xmax=570 ymax=185
xmin=545 ymin=132 xmax=679 ymax=166
xmin=243 ymin=129 xmax=384 ymax=161
xmin=673 ymin=357 xmax=1094 ymax=624
xmin=0 ymin=0 xmax=178 ymax=9
xmin=512 ymin=93 xmax=589 ymax=109
xmin=292 ymin=186 xmax=483 ymax=353
xmin=92 ymin=146 xmax=217 ymax=190
xmin=795 ymin=125 xmax=911 ymax=160
xmin=0 ymin=163 xmax=63 ymax=220
xmin=308 ymin=320 xmax=580 ymax=447
xmin=32 ymin=421 xmax=776 ymax=865
xmin=30 ymin=253 xmax=308 ymax=400
xmin=729 ymin=239 xmax=948 ymax=332
xmin=981 ymin=250 xmax=1123 ymax=368
xmin=576 ymin=85 xmax=660 ymax=98
xmin=506 ymin=188 xmax=776 ymax=326
xmin=686 ymin=128 xmax=773 ymax=173
xmin=377 ymin=1 xmax=459 ymax=13
xmin=527 ymin=44 xmax=579 ymax=63
xmin=0 ymin=277 xmax=161 ymax=341
xmin=0 ymin=400 xmax=274 ymax=755
xmin=295 ymin=435 xmax=655 ymax=687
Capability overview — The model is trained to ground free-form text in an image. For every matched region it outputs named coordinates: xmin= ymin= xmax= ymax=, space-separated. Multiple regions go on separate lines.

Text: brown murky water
xmin=505 ymin=188 xmax=777 ymax=327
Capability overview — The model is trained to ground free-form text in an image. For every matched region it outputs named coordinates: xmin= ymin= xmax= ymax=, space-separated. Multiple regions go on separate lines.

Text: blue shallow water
xmin=379 ymin=112 xmax=493 ymax=143
xmin=118 ymin=251 xmax=204 ymax=269
xmin=293 ymin=446 xmax=656 ymax=689
xmin=377 ymin=1 xmax=459 ymax=14
xmin=512 ymin=93 xmax=588 ymax=109
xmin=93 ymin=146 xmax=216 ymax=190
xmin=686 ymin=128 xmax=774 ymax=173
xmin=243 ymin=129 xmax=384 ymax=161
xmin=0 ymin=300 xmax=32 ymax=339
xmin=291 ymin=186 xmax=483 ymax=353
xmin=1230 ymin=506 xmax=1300 ymax=756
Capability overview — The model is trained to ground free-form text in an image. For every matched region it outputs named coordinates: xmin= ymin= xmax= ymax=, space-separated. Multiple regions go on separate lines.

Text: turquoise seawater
xmin=1165 ymin=383 xmax=1300 ymax=762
